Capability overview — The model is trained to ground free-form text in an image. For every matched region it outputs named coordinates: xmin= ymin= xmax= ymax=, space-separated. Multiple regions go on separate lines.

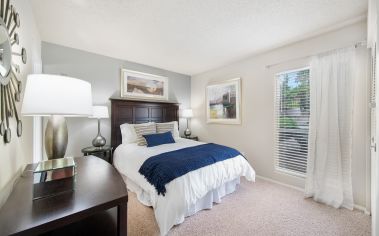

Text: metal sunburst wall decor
xmin=0 ymin=0 xmax=26 ymax=144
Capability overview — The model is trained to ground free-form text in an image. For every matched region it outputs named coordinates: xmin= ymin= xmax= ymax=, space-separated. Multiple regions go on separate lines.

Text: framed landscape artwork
xmin=206 ymin=78 xmax=241 ymax=124
xmin=120 ymin=69 xmax=168 ymax=100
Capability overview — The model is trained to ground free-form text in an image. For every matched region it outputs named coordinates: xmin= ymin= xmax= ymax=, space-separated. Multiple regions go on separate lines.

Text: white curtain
xmin=305 ymin=47 xmax=356 ymax=210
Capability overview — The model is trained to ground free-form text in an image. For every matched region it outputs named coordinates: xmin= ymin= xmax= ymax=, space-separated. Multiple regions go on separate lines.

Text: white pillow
xmin=156 ymin=121 xmax=180 ymax=138
xmin=120 ymin=122 xmax=155 ymax=144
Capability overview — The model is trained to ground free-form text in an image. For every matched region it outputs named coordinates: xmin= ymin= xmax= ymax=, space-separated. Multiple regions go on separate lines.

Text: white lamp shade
xmin=181 ymin=109 xmax=193 ymax=118
xmin=21 ymin=74 xmax=93 ymax=116
xmin=90 ymin=106 xmax=109 ymax=119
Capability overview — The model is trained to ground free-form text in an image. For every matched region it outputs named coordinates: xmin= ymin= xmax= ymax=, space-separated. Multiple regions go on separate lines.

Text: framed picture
xmin=120 ymin=69 xmax=168 ymax=100
xmin=206 ymin=78 xmax=241 ymax=124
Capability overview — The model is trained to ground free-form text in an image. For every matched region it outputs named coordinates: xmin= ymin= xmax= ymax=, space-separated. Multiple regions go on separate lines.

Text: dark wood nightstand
xmin=182 ymin=136 xmax=199 ymax=141
xmin=82 ymin=145 xmax=113 ymax=164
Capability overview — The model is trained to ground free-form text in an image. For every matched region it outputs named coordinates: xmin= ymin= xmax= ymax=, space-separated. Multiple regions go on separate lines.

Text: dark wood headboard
xmin=110 ymin=98 xmax=179 ymax=149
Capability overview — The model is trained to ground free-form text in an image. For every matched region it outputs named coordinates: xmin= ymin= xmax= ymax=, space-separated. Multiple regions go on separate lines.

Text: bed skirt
xmin=122 ymin=174 xmax=240 ymax=226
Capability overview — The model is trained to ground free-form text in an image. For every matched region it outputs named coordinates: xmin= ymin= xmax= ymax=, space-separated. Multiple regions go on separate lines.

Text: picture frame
xmin=120 ymin=69 xmax=169 ymax=101
xmin=206 ymin=78 xmax=241 ymax=124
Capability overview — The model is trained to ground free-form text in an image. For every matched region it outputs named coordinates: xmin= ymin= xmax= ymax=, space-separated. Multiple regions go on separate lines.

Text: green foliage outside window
xmin=279 ymin=116 xmax=297 ymax=129
xmin=281 ymin=71 xmax=310 ymax=112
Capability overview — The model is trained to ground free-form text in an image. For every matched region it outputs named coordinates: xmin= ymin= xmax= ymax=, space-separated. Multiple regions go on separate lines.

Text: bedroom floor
xmin=127 ymin=178 xmax=371 ymax=236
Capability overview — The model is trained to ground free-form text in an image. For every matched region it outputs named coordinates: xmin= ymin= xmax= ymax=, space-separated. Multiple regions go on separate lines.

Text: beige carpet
xmin=127 ymin=179 xmax=371 ymax=236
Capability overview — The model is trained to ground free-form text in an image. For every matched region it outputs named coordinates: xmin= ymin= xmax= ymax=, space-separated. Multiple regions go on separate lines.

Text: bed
xmin=110 ymin=98 xmax=255 ymax=235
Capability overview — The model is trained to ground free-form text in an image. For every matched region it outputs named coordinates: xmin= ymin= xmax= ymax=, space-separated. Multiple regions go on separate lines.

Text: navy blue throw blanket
xmin=139 ymin=143 xmax=242 ymax=196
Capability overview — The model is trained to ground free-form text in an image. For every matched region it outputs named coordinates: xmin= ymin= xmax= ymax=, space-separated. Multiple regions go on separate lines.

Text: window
xmin=274 ymin=68 xmax=310 ymax=177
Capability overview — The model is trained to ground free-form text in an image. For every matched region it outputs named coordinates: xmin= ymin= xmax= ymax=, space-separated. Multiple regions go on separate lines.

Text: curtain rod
xmin=266 ymin=40 xmax=367 ymax=69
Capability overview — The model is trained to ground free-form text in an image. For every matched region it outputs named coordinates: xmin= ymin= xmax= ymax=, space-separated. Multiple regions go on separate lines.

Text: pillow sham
xmin=120 ymin=123 xmax=137 ymax=144
xmin=134 ymin=123 xmax=157 ymax=146
xmin=143 ymin=131 xmax=176 ymax=147
xmin=156 ymin=121 xmax=179 ymax=138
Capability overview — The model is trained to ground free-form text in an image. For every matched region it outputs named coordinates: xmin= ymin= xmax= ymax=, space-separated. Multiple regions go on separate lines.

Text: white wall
xmin=369 ymin=0 xmax=379 ymax=233
xmin=42 ymin=42 xmax=191 ymax=157
xmin=0 ymin=0 xmax=41 ymax=207
xmin=191 ymin=21 xmax=369 ymax=207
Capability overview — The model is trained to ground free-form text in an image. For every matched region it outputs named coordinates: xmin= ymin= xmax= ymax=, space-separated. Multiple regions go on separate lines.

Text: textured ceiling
xmin=30 ymin=0 xmax=367 ymax=75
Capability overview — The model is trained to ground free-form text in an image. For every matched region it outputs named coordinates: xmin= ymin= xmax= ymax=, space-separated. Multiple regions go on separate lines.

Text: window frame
xmin=273 ymin=66 xmax=310 ymax=178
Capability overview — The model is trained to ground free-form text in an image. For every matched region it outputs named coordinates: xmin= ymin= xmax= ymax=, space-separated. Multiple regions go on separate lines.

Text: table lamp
xmin=181 ymin=109 xmax=193 ymax=137
xmin=21 ymin=74 xmax=92 ymax=160
xmin=89 ymin=105 xmax=109 ymax=148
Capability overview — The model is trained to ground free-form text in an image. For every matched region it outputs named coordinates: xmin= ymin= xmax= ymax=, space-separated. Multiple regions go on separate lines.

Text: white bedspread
xmin=113 ymin=138 xmax=255 ymax=235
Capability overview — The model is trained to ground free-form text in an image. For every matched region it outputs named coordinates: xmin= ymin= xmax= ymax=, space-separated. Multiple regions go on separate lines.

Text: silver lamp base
xmin=184 ymin=128 xmax=191 ymax=137
xmin=92 ymin=119 xmax=106 ymax=148
xmin=92 ymin=134 xmax=106 ymax=148
xmin=45 ymin=115 xmax=68 ymax=160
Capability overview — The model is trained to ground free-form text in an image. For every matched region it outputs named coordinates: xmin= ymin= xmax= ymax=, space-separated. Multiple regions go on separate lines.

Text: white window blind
xmin=274 ymin=68 xmax=310 ymax=176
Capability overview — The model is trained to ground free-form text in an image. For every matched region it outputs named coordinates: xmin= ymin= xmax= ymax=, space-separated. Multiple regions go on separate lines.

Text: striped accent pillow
xmin=134 ymin=123 xmax=157 ymax=146
xmin=156 ymin=121 xmax=179 ymax=138
xmin=156 ymin=123 xmax=174 ymax=134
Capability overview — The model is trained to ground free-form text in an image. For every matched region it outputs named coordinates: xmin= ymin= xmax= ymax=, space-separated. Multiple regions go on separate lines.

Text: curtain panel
xmin=305 ymin=46 xmax=368 ymax=210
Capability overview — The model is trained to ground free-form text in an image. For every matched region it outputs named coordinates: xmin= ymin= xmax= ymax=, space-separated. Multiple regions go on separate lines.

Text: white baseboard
xmin=354 ymin=204 xmax=371 ymax=215
xmin=255 ymin=175 xmax=370 ymax=214
xmin=256 ymin=175 xmax=304 ymax=192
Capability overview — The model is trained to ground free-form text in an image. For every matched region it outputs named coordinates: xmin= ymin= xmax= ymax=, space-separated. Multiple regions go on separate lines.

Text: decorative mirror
xmin=0 ymin=0 xmax=26 ymax=144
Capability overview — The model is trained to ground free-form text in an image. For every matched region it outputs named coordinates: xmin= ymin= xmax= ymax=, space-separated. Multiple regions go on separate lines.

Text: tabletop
xmin=0 ymin=156 xmax=128 ymax=236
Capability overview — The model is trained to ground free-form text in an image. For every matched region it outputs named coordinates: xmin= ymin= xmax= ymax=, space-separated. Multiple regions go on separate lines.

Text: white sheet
xmin=113 ymin=138 xmax=256 ymax=235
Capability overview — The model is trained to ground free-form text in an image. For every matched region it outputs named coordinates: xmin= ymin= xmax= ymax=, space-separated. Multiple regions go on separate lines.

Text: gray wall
xmin=42 ymin=42 xmax=191 ymax=157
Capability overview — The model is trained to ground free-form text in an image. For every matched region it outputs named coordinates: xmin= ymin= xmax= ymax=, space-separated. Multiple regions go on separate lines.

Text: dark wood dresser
xmin=0 ymin=156 xmax=128 ymax=236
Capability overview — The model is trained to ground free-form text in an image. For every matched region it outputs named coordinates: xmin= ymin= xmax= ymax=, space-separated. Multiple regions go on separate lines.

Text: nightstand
xmin=182 ymin=136 xmax=199 ymax=141
xmin=82 ymin=145 xmax=113 ymax=164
